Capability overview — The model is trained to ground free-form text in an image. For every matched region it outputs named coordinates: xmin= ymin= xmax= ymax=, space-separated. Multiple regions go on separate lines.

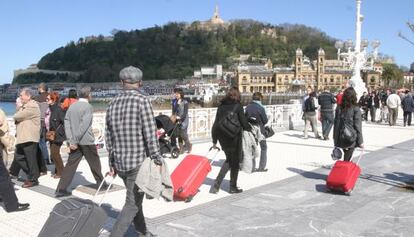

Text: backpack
xmin=304 ymin=97 xmax=316 ymax=112
xmin=218 ymin=105 xmax=241 ymax=138
xmin=338 ymin=108 xmax=357 ymax=148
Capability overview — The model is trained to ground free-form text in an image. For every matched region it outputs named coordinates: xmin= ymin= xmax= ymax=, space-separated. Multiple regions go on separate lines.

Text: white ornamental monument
xmin=335 ymin=0 xmax=380 ymax=99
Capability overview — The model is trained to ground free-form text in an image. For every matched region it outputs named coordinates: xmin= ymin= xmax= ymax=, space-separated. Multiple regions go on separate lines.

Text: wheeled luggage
xmin=326 ymin=150 xmax=363 ymax=195
xmin=38 ymin=175 xmax=114 ymax=237
xmin=171 ymin=147 xmax=220 ymax=202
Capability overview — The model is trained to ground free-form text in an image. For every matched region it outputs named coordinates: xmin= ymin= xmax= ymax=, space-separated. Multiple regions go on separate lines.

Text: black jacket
xmin=318 ymin=92 xmax=336 ymax=112
xmin=212 ymin=99 xmax=250 ymax=150
xmin=49 ymin=103 xmax=66 ymax=143
xmin=245 ymin=101 xmax=268 ymax=134
xmin=333 ymin=106 xmax=363 ymax=149
xmin=401 ymin=95 xmax=414 ymax=112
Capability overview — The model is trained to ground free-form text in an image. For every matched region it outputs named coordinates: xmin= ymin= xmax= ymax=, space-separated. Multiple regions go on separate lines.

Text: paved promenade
xmin=1 ymin=120 xmax=414 ymax=237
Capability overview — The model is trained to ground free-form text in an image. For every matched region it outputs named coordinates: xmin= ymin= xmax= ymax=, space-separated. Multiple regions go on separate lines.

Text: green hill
xmin=13 ymin=20 xmax=338 ymax=84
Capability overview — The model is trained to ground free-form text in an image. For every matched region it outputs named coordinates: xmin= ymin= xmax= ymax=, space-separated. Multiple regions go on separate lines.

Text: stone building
xmin=236 ymin=48 xmax=382 ymax=93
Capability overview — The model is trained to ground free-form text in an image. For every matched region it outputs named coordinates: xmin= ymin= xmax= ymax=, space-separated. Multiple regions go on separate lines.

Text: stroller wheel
xmin=171 ymin=147 xmax=180 ymax=159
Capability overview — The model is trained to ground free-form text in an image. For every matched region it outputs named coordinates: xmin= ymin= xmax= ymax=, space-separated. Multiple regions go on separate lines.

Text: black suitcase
xmin=38 ymin=176 xmax=114 ymax=237
xmin=37 ymin=198 xmax=107 ymax=237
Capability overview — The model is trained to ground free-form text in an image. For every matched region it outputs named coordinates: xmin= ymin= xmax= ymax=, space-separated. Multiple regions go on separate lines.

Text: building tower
xmin=317 ymin=48 xmax=325 ymax=89
xmin=295 ymin=48 xmax=303 ymax=77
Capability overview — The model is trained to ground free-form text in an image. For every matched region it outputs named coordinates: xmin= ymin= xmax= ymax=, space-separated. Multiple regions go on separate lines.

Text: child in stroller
xmin=155 ymin=114 xmax=180 ymax=158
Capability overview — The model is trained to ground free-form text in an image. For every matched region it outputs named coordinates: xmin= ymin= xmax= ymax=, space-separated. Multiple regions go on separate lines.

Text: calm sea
xmin=0 ymin=102 xmax=110 ymax=117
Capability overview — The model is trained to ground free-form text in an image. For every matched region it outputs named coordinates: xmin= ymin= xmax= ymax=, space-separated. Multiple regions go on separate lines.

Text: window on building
xmin=330 ymin=76 xmax=334 ymax=83
xmin=370 ymin=76 xmax=376 ymax=83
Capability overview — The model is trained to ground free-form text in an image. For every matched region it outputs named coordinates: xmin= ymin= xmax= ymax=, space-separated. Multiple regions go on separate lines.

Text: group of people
xmin=303 ymin=86 xmax=364 ymax=162
xmin=0 ymin=84 xmax=109 ymax=213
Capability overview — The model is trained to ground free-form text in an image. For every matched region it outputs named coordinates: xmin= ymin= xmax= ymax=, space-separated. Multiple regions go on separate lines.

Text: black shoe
xmin=8 ymin=203 xmax=30 ymax=212
xmin=229 ymin=187 xmax=243 ymax=194
xmin=137 ymin=231 xmax=158 ymax=237
xmin=210 ymin=184 xmax=220 ymax=194
xmin=55 ymin=190 xmax=72 ymax=198
xmin=255 ymin=168 xmax=268 ymax=172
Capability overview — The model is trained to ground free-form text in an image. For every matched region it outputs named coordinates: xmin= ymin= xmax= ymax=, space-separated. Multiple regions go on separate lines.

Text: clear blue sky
xmin=0 ymin=0 xmax=413 ymax=84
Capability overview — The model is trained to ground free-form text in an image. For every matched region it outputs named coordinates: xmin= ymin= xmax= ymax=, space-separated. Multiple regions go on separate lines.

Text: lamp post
xmin=336 ymin=0 xmax=380 ymax=99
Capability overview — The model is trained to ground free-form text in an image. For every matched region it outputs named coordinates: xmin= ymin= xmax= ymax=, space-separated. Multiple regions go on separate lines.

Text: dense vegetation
xmin=15 ymin=20 xmax=338 ymax=84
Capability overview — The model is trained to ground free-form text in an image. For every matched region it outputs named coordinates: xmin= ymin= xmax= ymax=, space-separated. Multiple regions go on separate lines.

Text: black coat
xmin=49 ymin=103 xmax=66 ymax=143
xmin=401 ymin=95 xmax=414 ymax=112
xmin=212 ymin=99 xmax=250 ymax=151
xmin=333 ymin=106 xmax=363 ymax=149
xmin=318 ymin=92 xmax=336 ymax=112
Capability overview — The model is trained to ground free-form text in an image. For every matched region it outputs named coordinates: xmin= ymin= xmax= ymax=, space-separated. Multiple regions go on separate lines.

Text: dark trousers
xmin=321 ymin=112 xmax=334 ymax=138
xmin=214 ymin=149 xmax=240 ymax=189
xmin=50 ymin=142 xmax=64 ymax=176
xmin=11 ymin=142 xmax=40 ymax=181
xmin=177 ymin=128 xmax=191 ymax=150
xmin=57 ymin=145 xmax=104 ymax=192
xmin=389 ymin=108 xmax=398 ymax=126
xmin=343 ymin=148 xmax=355 ymax=162
xmin=110 ymin=167 xmax=147 ymax=237
xmin=0 ymin=153 xmax=19 ymax=212
xmin=259 ymin=140 xmax=267 ymax=170
xmin=370 ymin=107 xmax=377 ymax=122
xmin=403 ymin=111 xmax=412 ymax=126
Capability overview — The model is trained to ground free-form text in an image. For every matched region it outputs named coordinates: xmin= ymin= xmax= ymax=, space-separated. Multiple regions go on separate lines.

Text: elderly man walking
xmin=10 ymin=88 xmax=41 ymax=188
xmin=106 ymin=66 xmax=162 ymax=237
xmin=386 ymin=90 xmax=401 ymax=126
xmin=55 ymin=87 xmax=105 ymax=197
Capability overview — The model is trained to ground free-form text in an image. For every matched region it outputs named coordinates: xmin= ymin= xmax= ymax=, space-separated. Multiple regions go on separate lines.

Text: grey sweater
xmin=64 ymin=99 xmax=95 ymax=145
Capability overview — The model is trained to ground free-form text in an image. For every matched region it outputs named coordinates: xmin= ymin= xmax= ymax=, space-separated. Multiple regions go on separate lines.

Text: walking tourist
xmin=105 ymin=66 xmax=162 ymax=237
xmin=0 ymin=108 xmax=12 ymax=168
xmin=386 ymin=90 xmax=401 ymax=126
xmin=46 ymin=92 xmax=66 ymax=178
xmin=34 ymin=83 xmax=51 ymax=167
xmin=55 ymin=87 xmax=105 ymax=197
xmin=211 ymin=87 xmax=251 ymax=194
xmin=303 ymin=92 xmax=321 ymax=139
xmin=245 ymin=92 xmax=268 ymax=172
xmin=10 ymin=88 xmax=41 ymax=188
xmin=172 ymin=88 xmax=192 ymax=154
xmin=333 ymin=87 xmax=364 ymax=161
xmin=318 ymin=87 xmax=336 ymax=140
xmin=401 ymin=90 xmax=414 ymax=126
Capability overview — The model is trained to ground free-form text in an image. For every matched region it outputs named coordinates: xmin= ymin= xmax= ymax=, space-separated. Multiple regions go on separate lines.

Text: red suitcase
xmin=326 ymin=150 xmax=363 ymax=195
xmin=171 ymin=147 xmax=220 ymax=202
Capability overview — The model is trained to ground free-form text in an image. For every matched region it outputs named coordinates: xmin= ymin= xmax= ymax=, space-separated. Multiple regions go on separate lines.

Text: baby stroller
xmin=155 ymin=114 xmax=180 ymax=158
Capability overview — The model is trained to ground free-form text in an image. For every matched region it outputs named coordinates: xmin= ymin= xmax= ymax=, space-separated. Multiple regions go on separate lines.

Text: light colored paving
xmin=1 ymin=120 xmax=413 ymax=237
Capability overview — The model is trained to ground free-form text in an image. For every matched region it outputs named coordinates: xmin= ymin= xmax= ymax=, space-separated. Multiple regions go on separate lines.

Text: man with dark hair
xmin=106 ymin=66 xmax=162 ymax=237
xmin=318 ymin=87 xmax=336 ymax=140
xmin=245 ymin=92 xmax=268 ymax=172
xmin=55 ymin=86 xmax=105 ymax=197
xmin=401 ymin=90 xmax=414 ymax=126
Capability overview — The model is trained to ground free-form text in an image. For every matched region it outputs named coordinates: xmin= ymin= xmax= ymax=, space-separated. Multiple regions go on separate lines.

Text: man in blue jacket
xmin=245 ymin=92 xmax=268 ymax=172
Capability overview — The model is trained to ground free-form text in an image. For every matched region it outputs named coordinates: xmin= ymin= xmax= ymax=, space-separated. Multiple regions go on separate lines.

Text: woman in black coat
xmin=333 ymin=87 xmax=364 ymax=161
xmin=47 ymin=92 xmax=66 ymax=178
xmin=211 ymin=87 xmax=251 ymax=194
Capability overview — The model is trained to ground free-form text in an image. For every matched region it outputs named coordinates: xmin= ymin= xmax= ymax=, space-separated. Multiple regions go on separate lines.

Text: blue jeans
xmin=39 ymin=136 xmax=50 ymax=162
xmin=321 ymin=112 xmax=334 ymax=138
xmin=110 ymin=167 xmax=147 ymax=237
xmin=259 ymin=140 xmax=267 ymax=169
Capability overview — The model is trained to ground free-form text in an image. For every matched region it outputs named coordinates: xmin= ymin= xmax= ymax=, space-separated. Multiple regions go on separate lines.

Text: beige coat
xmin=14 ymin=99 xmax=41 ymax=144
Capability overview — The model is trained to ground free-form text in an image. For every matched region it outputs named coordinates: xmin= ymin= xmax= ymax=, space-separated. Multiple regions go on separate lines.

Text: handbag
xmin=46 ymin=124 xmax=62 ymax=141
xmin=264 ymin=126 xmax=275 ymax=138
xmin=46 ymin=131 xmax=56 ymax=141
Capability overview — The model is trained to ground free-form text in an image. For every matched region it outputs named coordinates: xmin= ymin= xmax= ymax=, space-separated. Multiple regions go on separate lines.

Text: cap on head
xmin=119 ymin=66 xmax=143 ymax=84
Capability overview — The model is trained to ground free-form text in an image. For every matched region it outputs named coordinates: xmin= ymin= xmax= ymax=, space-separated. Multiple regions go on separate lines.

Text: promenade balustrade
xmin=5 ymin=103 xmax=303 ymax=151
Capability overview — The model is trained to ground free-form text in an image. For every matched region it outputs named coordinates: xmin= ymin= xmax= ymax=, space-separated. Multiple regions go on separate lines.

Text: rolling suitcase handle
xmin=93 ymin=173 xmax=115 ymax=206
xmin=208 ymin=146 xmax=221 ymax=165
xmin=351 ymin=148 xmax=364 ymax=165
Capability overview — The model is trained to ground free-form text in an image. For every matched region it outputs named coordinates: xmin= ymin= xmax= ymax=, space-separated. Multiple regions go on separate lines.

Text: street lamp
xmin=335 ymin=0 xmax=380 ymax=99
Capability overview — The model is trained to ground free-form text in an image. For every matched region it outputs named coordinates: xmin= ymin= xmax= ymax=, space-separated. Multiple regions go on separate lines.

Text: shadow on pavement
xmin=360 ymin=172 xmax=414 ymax=190
xmin=287 ymin=167 xmax=327 ymax=180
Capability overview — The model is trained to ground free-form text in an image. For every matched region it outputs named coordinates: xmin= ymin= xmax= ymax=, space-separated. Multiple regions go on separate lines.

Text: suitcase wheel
xmin=177 ymin=187 xmax=183 ymax=193
xmin=344 ymin=190 xmax=352 ymax=196
xmin=185 ymin=195 xmax=193 ymax=203
xmin=171 ymin=147 xmax=180 ymax=159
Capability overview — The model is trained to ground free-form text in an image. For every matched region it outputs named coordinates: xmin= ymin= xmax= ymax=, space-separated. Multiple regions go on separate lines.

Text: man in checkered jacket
xmin=105 ymin=66 xmax=162 ymax=237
